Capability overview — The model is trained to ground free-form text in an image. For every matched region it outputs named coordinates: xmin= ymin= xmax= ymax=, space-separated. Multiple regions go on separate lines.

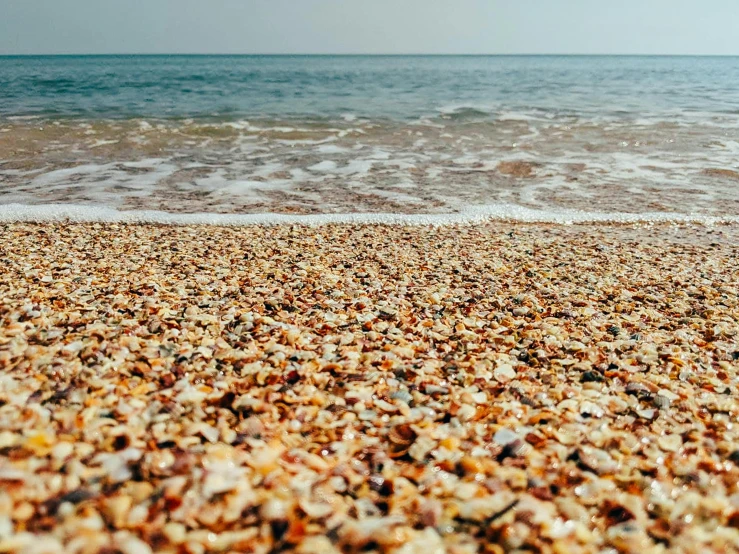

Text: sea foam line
xmin=0 ymin=203 xmax=737 ymax=226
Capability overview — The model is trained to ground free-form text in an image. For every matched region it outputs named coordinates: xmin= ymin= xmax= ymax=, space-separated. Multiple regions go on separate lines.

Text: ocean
xmin=2 ymin=54 xmax=739 ymax=222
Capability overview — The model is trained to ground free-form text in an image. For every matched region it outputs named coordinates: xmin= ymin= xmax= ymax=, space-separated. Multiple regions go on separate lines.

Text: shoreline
xmin=1 ymin=222 xmax=738 ymax=552
xmin=2 ymin=203 xmax=739 ymax=227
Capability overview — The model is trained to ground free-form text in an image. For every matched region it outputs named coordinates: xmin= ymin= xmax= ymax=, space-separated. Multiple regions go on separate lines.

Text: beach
xmin=1 ymin=221 xmax=738 ymax=553
xmin=3 ymin=53 xmax=739 ymax=553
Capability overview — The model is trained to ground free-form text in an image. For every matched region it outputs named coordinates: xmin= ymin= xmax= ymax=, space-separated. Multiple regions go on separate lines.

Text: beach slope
xmin=1 ymin=222 xmax=738 ymax=553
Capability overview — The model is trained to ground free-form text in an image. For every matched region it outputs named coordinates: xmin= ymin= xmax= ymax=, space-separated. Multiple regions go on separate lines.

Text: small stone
xmin=652 ymin=394 xmax=671 ymax=410
xmin=567 ymin=341 xmax=586 ymax=352
xmin=51 ymin=441 xmax=74 ymax=461
xmin=580 ymin=371 xmax=604 ymax=383
xmin=494 ymin=364 xmax=516 ymax=383
xmin=493 ymin=428 xmax=519 ymax=446
xmin=390 ymin=390 xmax=413 ymax=404
xmin=114 ymin=533 xmax=154 ymax=554
xmin=358 ymin=410 xmax=377 ymax=421
xmin=580 ymin=401 xmax=604 ymax=418
xmin=457 ymin=403 xmax=477 ymax=421
xmin=409 ymin=436 xmax=436 ymax=461
xmin=103 ymin=495 xmax=133 ymax=528
xmin=657 ymin=434 xmax=682 ymax=452
xmin=163 ymin=523 xmax=188 ymax=544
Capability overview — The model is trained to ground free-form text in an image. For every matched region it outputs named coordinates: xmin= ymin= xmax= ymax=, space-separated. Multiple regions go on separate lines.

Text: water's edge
xmin=2 ymin=203 xmax=737 ymax=226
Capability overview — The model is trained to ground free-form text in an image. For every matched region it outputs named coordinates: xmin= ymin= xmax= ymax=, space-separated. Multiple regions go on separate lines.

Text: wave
xmin=437 ymin=105 xmax=494 ymax=120
xmin=1 ymin=203 xmax=736 ymax=226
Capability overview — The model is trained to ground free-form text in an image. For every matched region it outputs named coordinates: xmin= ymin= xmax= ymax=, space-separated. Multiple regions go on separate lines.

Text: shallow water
xmin=2 ymin=55 xmax=739 ymax=219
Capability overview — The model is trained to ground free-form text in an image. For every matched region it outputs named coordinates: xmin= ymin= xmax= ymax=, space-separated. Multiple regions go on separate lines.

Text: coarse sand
xmin=1 ymin=222 xmax=738 ymax=553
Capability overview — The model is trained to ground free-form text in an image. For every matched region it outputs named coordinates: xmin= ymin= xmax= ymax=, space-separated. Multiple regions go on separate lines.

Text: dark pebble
xmin=581 ymin=371 xmax=605 ymax=383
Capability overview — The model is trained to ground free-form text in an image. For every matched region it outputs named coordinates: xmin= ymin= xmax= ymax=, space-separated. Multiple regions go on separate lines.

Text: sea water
xmin=2 ymin=54 xmax=739 ymax=222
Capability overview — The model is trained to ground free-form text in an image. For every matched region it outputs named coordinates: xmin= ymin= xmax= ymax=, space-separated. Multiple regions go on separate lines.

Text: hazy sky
xmin=1 ymin=0 xmax=738 ymax=56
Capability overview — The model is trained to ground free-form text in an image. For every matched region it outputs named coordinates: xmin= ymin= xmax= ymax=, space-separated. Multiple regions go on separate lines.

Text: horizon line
xmin=2 ymin=52 xmax=739 ymax=58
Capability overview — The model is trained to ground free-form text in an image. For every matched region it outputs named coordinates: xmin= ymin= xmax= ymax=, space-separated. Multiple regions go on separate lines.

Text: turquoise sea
xmin=2 ymin=55 xmax=739 ymax=219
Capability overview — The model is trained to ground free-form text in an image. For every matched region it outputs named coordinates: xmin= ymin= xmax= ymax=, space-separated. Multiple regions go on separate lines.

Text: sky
xmin=1 ymin=0 xmax=738 ymax=56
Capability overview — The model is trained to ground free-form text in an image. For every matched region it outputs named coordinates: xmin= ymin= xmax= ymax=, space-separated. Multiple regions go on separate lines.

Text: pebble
xmin=493 ymin=364 xmax=517 ymax=383
xmin=493 ymin=428 xmax=520 ymax=446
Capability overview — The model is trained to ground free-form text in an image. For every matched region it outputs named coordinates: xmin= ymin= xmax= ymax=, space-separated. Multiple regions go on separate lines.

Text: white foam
xmin=1 ymin=203 xmax=737 ymax=227
xmin=6 ymin=113 xmax=739 ymax=220
xmin=317 ymin=144 xmax=350 ymax=154
xmin=308 ymin=161 xmax=337 ymax=172
xmin=367 ymin=149 xmax=391 ymax=160
xmin=90 ymin=140 xmax=120 ymax=148
xmin=497 ymin=111 xmax=548 ymax=123
xmin=307 ymin=159 xmax=377 ymax=176
xmin=276 ymin=137 xmax=336 ymax=146
xmin=436 ymin=103 xmax=496 ymax=116
xmin=410 ymin=118 xmax=446 ymax=129
xmin=336 ymin=159 xmax=376 ymax=175
xmin=6 ymin=115 xmax=41 ymax=121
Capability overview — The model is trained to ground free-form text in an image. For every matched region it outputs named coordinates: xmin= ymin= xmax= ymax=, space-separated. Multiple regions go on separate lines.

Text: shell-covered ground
xmin=1 ymin=222 xmax=738 ymax=554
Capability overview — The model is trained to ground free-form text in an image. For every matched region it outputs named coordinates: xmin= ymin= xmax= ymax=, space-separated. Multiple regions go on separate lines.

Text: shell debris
xmin=0 ymin=221 xmax=738 ymax=552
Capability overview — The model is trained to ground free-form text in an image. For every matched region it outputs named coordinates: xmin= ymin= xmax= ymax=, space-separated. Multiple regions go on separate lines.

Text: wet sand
xmin=1 ymin=222 xmax=738 ymax=553
xmin=5 ymin=116 xmax=739 ymax=217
